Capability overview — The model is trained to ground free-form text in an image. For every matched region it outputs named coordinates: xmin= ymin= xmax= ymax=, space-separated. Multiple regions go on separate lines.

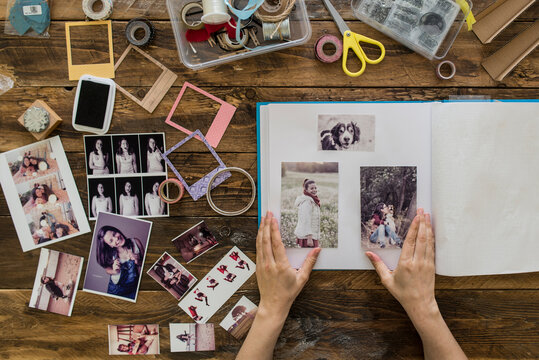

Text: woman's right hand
xmin=112 ymin=258 xmax=121 ymax=273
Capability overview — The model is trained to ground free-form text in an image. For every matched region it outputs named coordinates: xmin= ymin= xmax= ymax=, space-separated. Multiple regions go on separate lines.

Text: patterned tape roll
xmin=82 ymin=0 xmax=113 ymax=21
xmin=436 ymin=60 xmax=456 ymax=80
xmin=181 ymin=2 xmax=205 ymax=30
xmin=159 ymin=178 xmax=185 ymax=204
xmin=314 ymin=34 xmax=343 ymax=63
xmin=125 ymin=18 xmax=155 ymax=46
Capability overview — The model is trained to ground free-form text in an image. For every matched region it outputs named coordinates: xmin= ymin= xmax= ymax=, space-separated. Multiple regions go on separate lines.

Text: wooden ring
xmin=158 ymin=178 xmax=185 ymax=204
xmin=206 ymin=167 xmax=256 ymax=216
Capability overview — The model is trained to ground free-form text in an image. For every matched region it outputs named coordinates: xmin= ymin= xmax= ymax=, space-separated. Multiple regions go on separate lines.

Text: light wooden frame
xmin=114 ymin=44 xmax=178 ymax=113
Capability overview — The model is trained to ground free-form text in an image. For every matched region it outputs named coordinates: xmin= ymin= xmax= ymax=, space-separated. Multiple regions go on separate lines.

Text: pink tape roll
xmin=315 ymin=34 xmax=343 ymax=63
xmin=158 ymin=178 xmax=185 ymax=204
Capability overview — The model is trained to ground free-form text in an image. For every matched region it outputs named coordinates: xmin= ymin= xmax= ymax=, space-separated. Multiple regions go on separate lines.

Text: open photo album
xmin=257 ymin=101 xmax=539 ymax=276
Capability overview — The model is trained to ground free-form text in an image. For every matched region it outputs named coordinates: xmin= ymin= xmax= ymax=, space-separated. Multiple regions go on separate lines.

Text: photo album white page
xmin=431 ymin=101 xmax=539 ymax=276
xmin=258 ymin=102 xmax=433 ymax=270
xmin=258 ymin=101 xmax=539 ymax=276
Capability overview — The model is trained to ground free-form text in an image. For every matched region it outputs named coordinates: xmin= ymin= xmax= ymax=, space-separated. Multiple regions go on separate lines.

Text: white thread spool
xmin=201 ymin=0 xmax=231 ymax=25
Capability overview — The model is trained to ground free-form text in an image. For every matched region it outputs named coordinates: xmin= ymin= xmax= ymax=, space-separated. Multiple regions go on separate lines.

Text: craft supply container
xmin=351 ymin=0 xmax=472 ymax=60
xmin=166 ymin=0 xmax=312 ymax=70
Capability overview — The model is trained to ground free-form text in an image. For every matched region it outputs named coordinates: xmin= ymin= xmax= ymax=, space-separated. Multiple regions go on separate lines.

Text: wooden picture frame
xmin=114 ymin=44 xmax=178 ymax=113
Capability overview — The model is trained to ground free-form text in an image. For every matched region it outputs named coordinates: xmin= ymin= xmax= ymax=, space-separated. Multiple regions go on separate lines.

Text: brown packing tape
xmin=481 ymin=20 xmax=539 ymax=81
xmin=472 ymin=0 xmax=535 ymax=44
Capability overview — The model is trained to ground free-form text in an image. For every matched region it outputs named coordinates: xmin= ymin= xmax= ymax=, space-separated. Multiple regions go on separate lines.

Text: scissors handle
xmin=342 ymin=30 xmax=385 ymax=77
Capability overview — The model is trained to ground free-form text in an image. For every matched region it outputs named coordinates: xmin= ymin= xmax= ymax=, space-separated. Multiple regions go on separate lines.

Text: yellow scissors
xmin=322 ymin=0 xmax=385 ymax=77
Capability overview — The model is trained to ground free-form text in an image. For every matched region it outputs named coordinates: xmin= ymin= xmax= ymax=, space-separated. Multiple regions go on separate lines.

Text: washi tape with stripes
xmin=125 ymin=18 xmax=155 ymax=46
xmin=82 ymin=0 xmax=113 ymax=21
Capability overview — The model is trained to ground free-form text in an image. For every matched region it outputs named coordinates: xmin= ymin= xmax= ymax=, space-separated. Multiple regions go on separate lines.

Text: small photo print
xmin=88 ymin=177 xmax=116 ymax=218
xmin=139 ymin=133 xmax=166 ymax=173
xmin=318 ymin=114 xmax=375 ymax=151
xmin=29 ymin=248 xmax=83 ymax=317
xmin=280 ymin=162 xmax=339 ymax=248
xmin=84 ymin=135 xmax=114 ymax=175
xmin=219 ymin=296 xmax=258 ymax=340
xmin=360 ymin=166 xmax=417 ymax=250
xmin=142 ymin=175 xmax=168 ymax=216
xmin=172 ymin=221 xmax=219 ymax=263
xmin=0 ymin=137 xmax=90 ymax=252
xmin=170 ymin=323 xmax=215 ymax=352
xmin=115 ymin=177 xmax=143 ymax=217
xmin=83 ymin=212 xmax=152 ymax=302
xmin=112 ymin=135 xmax=142 ymax=174
xmin=108 ymin=324 xmax=159 ymax=355
xmin=147 ymin=252 xmax=197 ymax=300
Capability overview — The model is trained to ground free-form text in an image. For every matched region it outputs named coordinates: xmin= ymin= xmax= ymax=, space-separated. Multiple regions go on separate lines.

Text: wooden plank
xmin=1 ymin=86 xmax=538 ymax=154
xmin=0 ymin=0 xmax=537 ymax=22
xmin=0 ymin=290 xmax=537 ymax=359
xmin=1 ymin=21 xmax=538 ymax=88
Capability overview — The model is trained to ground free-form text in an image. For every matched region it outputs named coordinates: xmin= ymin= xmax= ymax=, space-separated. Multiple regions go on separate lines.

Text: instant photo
xmin=0 ymin=136 xmax=90 ymax=252
xmin=108 ymin=324 xmax=160 ymax=355
xmin=318 ymin=114 xmax=375 ymax=151
xmin=220 ymin=296 xmax=258 ymax=340
xmin=83 ymin=133 xmax=168 ymax=220
xmin=280 ymin=162 xmax=339 ymax=248
xmin=179 ymin=247 xmax=256 ymax=323
xmin=29 ymin=248 xmax=83 ymax=317
xmin=169 ymin=323 xmax=215 ymax=352
xmin=360 ymin=166 xmax=417 ymax=250
xmin=171 ymin=221 xmax=219 ymax=263
xmin=83 ymin=212 xmax=152 ymax=302
xmin=147 ymin=252 xmax=197 ymax=300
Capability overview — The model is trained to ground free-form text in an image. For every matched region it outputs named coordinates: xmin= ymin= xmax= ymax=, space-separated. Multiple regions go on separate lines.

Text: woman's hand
xmin=366 ymin=209 xmax=436 ymax=319
xmin=112 ymin=258 xmax=121 ymax=273
xmin=257 ymin=211 xmax=320 ymax=318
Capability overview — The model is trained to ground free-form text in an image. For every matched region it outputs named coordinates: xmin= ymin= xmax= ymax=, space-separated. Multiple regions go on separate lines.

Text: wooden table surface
xmin=1 ymin=0 xmax=538 ymax=358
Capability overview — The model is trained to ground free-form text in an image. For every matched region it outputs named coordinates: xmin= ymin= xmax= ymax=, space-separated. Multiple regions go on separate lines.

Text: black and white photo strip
xmin=84 ymin=133 xmax=168 ymax=220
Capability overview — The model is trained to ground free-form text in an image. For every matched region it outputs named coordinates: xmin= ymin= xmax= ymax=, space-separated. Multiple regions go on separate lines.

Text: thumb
xmin=365 ymin=252 xmax=392 ymax=287
xmin=298 ymin=248 xmax=321 ymax=283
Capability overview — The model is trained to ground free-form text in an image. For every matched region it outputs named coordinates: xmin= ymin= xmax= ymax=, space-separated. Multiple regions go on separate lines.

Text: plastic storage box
xmin=351 ymin=0 xmax=472 ymax=60
xmin=166 ymin=0 xmax=312 ymax=70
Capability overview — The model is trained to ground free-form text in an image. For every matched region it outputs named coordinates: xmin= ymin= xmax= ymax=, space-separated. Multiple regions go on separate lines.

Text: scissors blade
xmin=321 ymin=0 xmax=350 ymax=36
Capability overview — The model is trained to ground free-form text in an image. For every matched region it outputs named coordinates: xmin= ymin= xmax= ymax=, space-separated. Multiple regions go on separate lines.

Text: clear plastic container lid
xmin=166 ymin=0 xmax=312 ymax=70
xmin=351 ymin=0 xmax=472 ymax=60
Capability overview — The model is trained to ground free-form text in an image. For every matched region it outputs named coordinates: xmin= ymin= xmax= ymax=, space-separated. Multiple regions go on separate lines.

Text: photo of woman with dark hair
xmin=144 ymin=181 xmax=165 ymax=216
xmin=88 ymin=138 xmax=110 ymax=175
xmin=146 ymin=137 xmax=164 ymax=173
xmin=28 ymin=183 xmax=54 ymax=207
xmin=369 ymin=203 xmax=402 ymax=248
xmin=91 ymin=182 xmax=113 ymax=217
xmin=115 ymin=137 xmax=138 ymax=174
xmin=95 ymin=225 xmax=145 ymax=300
xmin=294 ymin=179 xmax=321 ymax=248
xmin=119 ymin=181 xmax=139 ymax=216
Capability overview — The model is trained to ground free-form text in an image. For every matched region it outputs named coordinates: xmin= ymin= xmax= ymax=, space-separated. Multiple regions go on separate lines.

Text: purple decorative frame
xmin=160 ymin=130 xmax=230 ymax=201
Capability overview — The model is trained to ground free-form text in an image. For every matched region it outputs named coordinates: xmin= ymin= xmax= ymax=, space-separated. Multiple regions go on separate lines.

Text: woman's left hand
xmin=257 ymin=211 xmax=321 ymax=317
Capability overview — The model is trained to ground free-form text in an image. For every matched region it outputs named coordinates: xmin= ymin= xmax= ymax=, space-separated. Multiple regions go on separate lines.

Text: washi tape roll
xmin=314 ymin=34 xmax=343 ymax=63
xmin=206 ymin=167 xmax=256 ymax=216
xmin=181 ymin=2 xmax=205 ymax=30
xmin=158 ymin=178 xmax=185 ymax=204
xmin=125 ymin=18 xmax=155 ymax=46
xmin=436 ymin=60 xmax=456 ymax=80
xmin=82 ymin=0 xmax=113 ymax=21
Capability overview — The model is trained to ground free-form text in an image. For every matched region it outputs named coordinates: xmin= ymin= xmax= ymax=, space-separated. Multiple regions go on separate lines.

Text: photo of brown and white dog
xmin=320 ymin=121 xmax=361 ymax=150
xmin=317 ymin=114 xmax=376 ymax=152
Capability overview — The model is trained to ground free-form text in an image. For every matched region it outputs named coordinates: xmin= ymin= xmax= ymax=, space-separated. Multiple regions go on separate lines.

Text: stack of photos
xmin=84 ymin=133 xmax=169 ymax=219
xmin=0 ymin=136 xmax=90 ymax=252
xmin=179 ymin=247 xmax=256 ymax=323
xmin=29 ymin=248 xmax=83 ymax=317
xmin=172 ymin=221 xmax=219 ymax=263
xmin=360 ymin=166 xmax=417 ymax=250
xmin=147 ymin=252 xmax=197 ymax=300
xmin=169 ymin=323 xmax=215 ymax=352
xmin=83 ymin=212 xmax=152 ymax=302
xmin=108 ymin=324 xmax=160 ymax=355
xmin=280 ymin=162 xmax=339 ymax=248
xmin=219 ymin=296 xmax=258 ymax=340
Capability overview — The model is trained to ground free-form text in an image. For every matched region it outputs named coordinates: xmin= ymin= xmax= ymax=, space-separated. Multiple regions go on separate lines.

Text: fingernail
xmin=418 ymin=208 xmax=424 ymax=215
xmin=365 ymin=252 xmax=374 ymax=261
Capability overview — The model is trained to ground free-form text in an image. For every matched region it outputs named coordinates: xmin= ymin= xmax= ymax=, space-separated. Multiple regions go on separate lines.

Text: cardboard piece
xmin=165 ymin=82 xmax=236 ymax=148
xmin=114 ymin=45 xmax=178 ymax=113
xmin=472 ymin=0 xmax=535 ymax=44
xmin=482 ymin=20 xmax=539 ymax=81
xmin=17 ymin=100 xmax=62 ymax=140
xmin=160 ymin=129 xmax=231 ymax=201
xmin=65 ymin=20 xmax=115 ymax=81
